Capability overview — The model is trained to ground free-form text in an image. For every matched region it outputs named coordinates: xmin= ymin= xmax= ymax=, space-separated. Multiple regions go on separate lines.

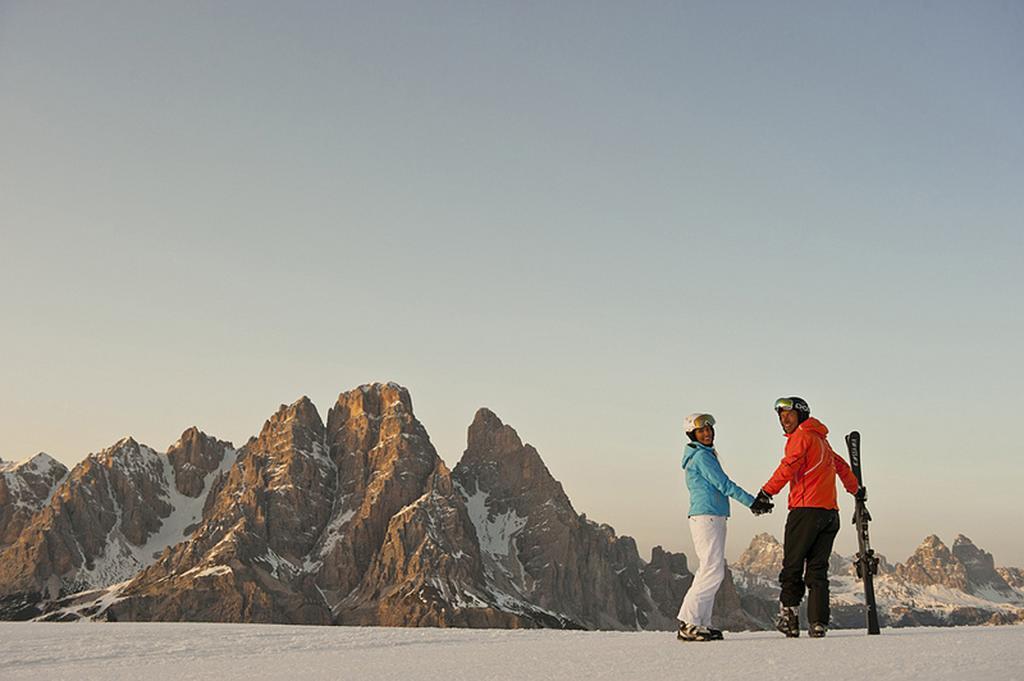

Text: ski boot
xmin=775 ymin=606 xmax=800 ymax=638
xmin=809 ymin=622 xmax=827 ymax=638
xmin=676 ymin=621 xmax=715 ymax=642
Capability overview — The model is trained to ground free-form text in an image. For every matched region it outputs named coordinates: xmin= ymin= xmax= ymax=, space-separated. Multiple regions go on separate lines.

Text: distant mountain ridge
xmin=1 ymin=383 xmax=1021 ymax=629
xmin=732 ymin=532 xmax=1024 ymax=627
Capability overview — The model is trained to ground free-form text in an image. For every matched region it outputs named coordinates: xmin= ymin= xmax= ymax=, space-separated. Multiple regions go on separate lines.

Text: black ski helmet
xmin=775 ymin=396 xmax=810 ymax=423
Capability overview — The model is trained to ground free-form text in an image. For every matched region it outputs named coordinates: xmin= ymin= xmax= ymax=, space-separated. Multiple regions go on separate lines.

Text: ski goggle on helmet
xmin=774 ymin=397 xmax=810 ymax=414
xmin=684 ymin=413 xmax=716 ymax=433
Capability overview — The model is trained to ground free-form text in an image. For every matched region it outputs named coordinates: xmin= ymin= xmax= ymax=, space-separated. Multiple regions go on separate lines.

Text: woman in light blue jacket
xmin=676 ymin=412 xmax=772 ymax=641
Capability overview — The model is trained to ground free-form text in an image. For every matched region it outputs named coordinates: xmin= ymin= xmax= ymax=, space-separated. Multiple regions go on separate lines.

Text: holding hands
xmin=750 ymin=489 xmax=774 ymax=516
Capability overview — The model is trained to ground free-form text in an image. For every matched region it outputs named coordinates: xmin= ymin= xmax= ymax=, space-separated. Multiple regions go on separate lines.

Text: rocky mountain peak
xmin=336 ymin=455 xmax=519 ymax=628
xmin=0 ymin=453 xmax=69 ymax=546
xmin=748 ymin=532 xmax=781 ymax=549
xmin=254 ymin=396 xmax=326 ymax=457
xmin=175 ymin=426 xmax=203 ymax=444
xmin=0 ymin=436 xmax=182 ymax=603
xmin=642 ymin=546 xmax=692 ymax=623
xmin=325 ymin=383 xmax=426 ymax=467
xmin=84 ymin=395 xmax=343 ymax=625
xmin=314 ymin=383 xmax=444 ymax=606
xmin=457 ymin=408 xmax=568 ymax=508
xmin=911 ymin=535 xmax=953 ymax=562
xmin=895 ymin=534 xmax=970 ymax=591
xmin=119 ymin=436 xmax=140 ymax=448
xmin=466 ymin=408 xmax=524 ymax=458
xmin=331 ymin=383 xmax=414 ymax=424
xmin=953 ymin=534 xmax=974 ymax=546
xmin=734 ymin=533 xmax=784 ymax=578
xmin=166 ymin=427 xmax=234 ymax=498
xmin=0 ymin=452 xmax=63 ymax=475
xmin=81 ymin=437 xmax=147 ymax=473
xmin=950 ymin=535 xmax=1014 ymax=597
xmin=648 ymin=545 xmax=690 ymax=575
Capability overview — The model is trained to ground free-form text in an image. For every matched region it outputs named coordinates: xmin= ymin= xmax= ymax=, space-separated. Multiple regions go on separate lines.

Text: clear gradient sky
xmin=2 ymin=2 xmax=1022 ymax=566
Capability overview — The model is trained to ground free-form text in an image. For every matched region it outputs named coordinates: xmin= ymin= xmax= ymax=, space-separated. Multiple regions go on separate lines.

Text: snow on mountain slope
xmin=0 ymin=453 xmax=69 ymax=544
xmin=75 ymin=442 xmax=239 ymax=586
xmin=1 ymin=622 xmax=1021 ymax=681
xmin=0 ymin=453 xmax=68 ymax=507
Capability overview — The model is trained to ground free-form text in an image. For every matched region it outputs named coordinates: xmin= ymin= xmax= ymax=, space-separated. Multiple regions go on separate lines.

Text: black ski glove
xmin=855 ymin=487 xmax=867 ymax=503
xmin=750 ymin=489 xmax=774 ymax=515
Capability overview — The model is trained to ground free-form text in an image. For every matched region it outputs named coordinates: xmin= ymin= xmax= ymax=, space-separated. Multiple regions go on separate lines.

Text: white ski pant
xmin=677 ymin=515 xmax=727 ymax=627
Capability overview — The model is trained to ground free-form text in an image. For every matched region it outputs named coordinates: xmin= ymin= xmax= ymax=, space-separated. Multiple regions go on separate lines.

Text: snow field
xmin=1 ymin=622 xmax=1022 ymax=681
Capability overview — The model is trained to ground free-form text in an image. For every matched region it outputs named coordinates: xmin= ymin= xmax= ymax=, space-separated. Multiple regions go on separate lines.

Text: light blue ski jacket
xmin=682 ymin=442 xmax=756 ymax=517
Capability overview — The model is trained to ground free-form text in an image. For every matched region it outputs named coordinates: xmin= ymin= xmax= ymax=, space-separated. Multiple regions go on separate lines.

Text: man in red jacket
xmin=753 ymin=397 xmax=860 ymax=638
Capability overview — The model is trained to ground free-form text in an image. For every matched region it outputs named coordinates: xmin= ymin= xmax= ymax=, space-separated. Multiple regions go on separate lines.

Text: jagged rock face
xmin=0 ymin=433 xmax=236 ymax=618
xmin=642 ymin=546 xmax=691 ymax=622
xmin=340 ymin=460 xmax=528 ymax=628
xmin=455 ymin=408 xmax=574 ymax=513
xmin=323 ymin=388 xmax=545 ymax=628
xmin=734 ymin=533 xmax=783 ymax=578
xmin=895 ymin=535 xmax=970 ymax=591
xmin=315 ymin=384 xmax=445 ymax=604
xmin=579 ymin=524 xmax=660 ymax=629
xmin=997 ymin=567 xmax=1024 ymax=590
xmin=0 ymin=454 xmax=68 ymax=546
xmin=102 ymin=386 xmax=541 ymax=627
xmin=0 ymin=439 xmax=172 ymax=599
xmin=244 ymin=397 xmax=335 ymax=560
xmin=453 ymin=408 xmax=614 ymax=628
xmin=167 ymin=428 xmax=232 ymax=498
xmin=105 ymin=397 xmax=335 ymax=624
xmin=951 ymin=535 xmax=1015 ymax=597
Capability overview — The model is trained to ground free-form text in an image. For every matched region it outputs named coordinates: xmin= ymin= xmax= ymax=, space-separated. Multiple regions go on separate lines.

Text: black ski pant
xmin=779 ymin=507 xmax=841 ymax=626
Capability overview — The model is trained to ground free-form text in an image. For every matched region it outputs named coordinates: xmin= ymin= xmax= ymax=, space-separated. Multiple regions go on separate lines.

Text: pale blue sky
xmin=2 ymin=2 xmax=1022 ymax=565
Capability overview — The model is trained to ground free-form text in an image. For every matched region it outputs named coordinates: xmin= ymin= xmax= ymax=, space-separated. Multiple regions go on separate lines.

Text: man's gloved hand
xmin=750 ymin=489 xmax=774 ymax=515
xmin=855 ymin=486 xmax=867 ymax=503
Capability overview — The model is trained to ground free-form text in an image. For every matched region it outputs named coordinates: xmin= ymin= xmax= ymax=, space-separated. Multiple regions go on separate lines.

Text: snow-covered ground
xmin=2 ymin=623 xmax=1022 ymax=681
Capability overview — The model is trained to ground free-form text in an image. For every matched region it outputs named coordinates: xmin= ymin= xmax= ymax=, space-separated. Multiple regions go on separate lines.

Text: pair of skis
xmin=845 ymin=431 xmax=881 ymax=635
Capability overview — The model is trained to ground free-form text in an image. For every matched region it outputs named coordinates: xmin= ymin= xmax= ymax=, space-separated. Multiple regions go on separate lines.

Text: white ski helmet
xmin=684 ymin=412 xmax=716 ymax=433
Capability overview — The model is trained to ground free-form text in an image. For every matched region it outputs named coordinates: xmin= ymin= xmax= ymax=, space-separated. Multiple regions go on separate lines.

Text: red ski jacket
xmin=762 ymin=417 xmax=859 ymax=510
